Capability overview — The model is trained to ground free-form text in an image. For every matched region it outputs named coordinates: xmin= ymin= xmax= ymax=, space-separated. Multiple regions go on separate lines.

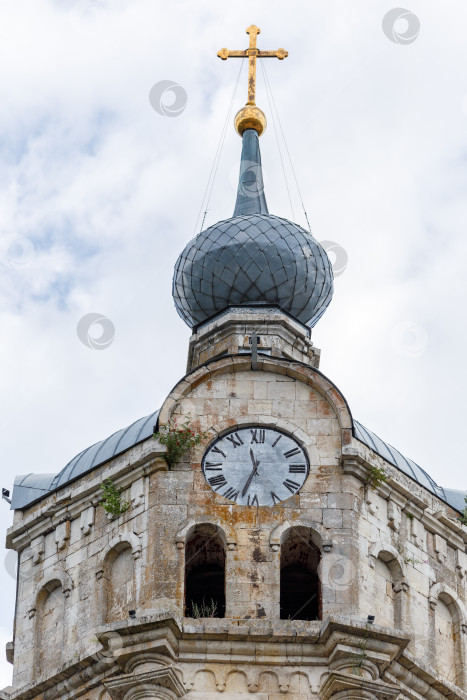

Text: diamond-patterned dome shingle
xmin=172 ymin=213 xmax=333 ymax=328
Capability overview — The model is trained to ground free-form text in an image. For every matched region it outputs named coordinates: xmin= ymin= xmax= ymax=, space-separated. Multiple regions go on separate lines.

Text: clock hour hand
xmin=241 ymin=449 xmax=260 ymax=497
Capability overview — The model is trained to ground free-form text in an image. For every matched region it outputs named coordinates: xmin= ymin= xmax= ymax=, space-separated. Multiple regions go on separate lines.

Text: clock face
xmin=202 ymin=426 xmax=309 ymax=506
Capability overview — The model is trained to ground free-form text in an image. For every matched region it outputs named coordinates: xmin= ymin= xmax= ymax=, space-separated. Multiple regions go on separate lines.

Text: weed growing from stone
xmin=366 ymin=465 xmax=388 ymax=489
xmin=188 ymin=599 xmax=218 ymax=618
xmin=154 ymin=417 xmax=210 ymax=468
xmin=458 ymin=495 xmax=467 ymax=526
xmin=100 ymin=479 xmax=130 ymax=517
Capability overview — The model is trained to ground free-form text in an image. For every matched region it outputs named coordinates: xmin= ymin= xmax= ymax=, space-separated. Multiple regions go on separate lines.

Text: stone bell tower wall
xmin=4 ymin=353 xmax=467 ymax=698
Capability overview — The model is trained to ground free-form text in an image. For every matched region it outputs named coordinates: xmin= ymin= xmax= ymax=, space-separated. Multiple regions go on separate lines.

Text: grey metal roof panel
xmin=50 ymin=409 xmax=160 ymax=490
xmin=10 ymin=473 xmax=58 ymax=510
xmin=441 ymin=488 xmax=467 ymax=513
xmin=353 ymin=420 xmax=465 ymax=511
xmin=11 ymin=410 xmax=160 ymax=509
xmin=172 ymin=128 xmax=334 ymax=331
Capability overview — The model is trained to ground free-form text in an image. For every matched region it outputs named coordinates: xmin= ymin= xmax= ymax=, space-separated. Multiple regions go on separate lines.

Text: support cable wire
xmin=260 ymin=59 xmax=313 ymax=233
xmin=194 ymin=59 xmax=245 ymax=234
xmin=259 ymin=58 xmax=295 ymax=221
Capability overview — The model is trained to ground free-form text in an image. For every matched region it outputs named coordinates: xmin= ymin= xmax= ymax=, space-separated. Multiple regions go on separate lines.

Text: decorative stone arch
xmin=368 ymin=542 xmax=407 ymax=631
xmin=368 ymin=542 xmax=406 ymax=587
xmin=95 ymin=532 xmax=142 ymax=579
xmin=270 ymin=519 xmax=324 ymax=552
xmin=255 ymin=670 xmax=281 ymax=694
xmin=95 ymin=532 xmax=142 ymax=625
xmin=158 ymin=354 xmax=353 ymax=444
xmin=224 ymin=669 xmax=249 ymax=694
xmin=175 ymin=517 xmax=236 ymax=551
xmin=429 ymin=582 xmax=467 ymax=623
xmin=288 ymin=671 xmax=312 ymax=696
xmin=429 ymin=581 xmax=467 ymax=686
xmin=32 ymin=569 xmax=73 ymax=615
xmin=33 ymin=571 xmax=71 ymax=674
xmin=28 ymin=570 xmax=72 ymax=622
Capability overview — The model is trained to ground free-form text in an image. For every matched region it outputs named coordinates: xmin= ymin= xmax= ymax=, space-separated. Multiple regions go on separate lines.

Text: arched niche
xmin=36 ymin=579 xmax=65 ymax=675
xmin=104 ymin=542 xmax=137 ymax=623
xmin=95 ymin=533 xmax=141 ymax=624
xmin=435 ymin=597 xmax=456 ymax=682
xmin=373 ymin=557 xmax=395 ymax=629
xmin=175 ymin=517 xmax=236 ymax=551
xmin=369 ymin=544 xmax=407 ymax=630
xmin=184 ymin=523 xmax=226 ymax=618
xmin=280 ymin=526 xmax=321 ymax=620
xmin=430 ymin=583 xmax=466 ymax=686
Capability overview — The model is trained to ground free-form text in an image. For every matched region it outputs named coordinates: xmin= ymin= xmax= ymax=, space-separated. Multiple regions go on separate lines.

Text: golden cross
xmin=218 ymin=25 xmax=288 ymax=106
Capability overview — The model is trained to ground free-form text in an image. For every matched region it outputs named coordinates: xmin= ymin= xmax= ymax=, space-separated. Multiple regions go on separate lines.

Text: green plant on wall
xmin=100 ymin=479 xmax=130 ymax=517
xmin=395 ymin=537 xmax=428 ymax=567
xmin=352 ymin=627 xmax=370 ymax=676
xmin=154 ymin=417 xmax=210 ymax=468
xmin=366 ymin=465 xmax=388 ymax=490
xmin=188 ymin=599 xmax=218 ymax=618
xmin=459 ymin=495 xmax=467 ymax=526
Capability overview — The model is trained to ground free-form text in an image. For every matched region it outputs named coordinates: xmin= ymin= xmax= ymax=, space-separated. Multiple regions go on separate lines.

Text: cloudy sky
xmin=1 ymin=0 xmax=467 ymax=688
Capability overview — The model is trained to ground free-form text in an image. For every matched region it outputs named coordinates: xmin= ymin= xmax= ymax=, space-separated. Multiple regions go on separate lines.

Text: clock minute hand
xmin=241 ymin=449 xmax=260 ymax=497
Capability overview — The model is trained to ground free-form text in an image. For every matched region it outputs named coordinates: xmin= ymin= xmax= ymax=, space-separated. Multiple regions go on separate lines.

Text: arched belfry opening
xmin=280 ymin=527 xmax=321 ymax=621
xmin=185 ymin=524 xmax=226 ymax=618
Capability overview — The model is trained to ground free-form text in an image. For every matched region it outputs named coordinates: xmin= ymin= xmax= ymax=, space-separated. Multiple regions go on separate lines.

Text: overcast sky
xmin=1 ymin=0 xmax=467 ymax=688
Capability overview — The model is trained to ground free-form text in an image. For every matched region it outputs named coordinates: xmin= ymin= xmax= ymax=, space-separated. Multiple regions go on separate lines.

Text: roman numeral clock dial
xmin=202 ymin=427 xmax=309 ymax=506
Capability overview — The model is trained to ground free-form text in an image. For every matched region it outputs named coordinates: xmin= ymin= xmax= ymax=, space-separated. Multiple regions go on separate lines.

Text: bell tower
xmin=3 ymin=23 xmax=466 ymax=700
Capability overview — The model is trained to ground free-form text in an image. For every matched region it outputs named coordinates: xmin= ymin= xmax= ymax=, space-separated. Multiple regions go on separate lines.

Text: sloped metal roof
xmin=10 ymin=410 xmax=159 ymax=510
xmin=353 ymin=420 xmax=448 ymax=501
xmin=10 ymin=410 xmax=465 ymax=515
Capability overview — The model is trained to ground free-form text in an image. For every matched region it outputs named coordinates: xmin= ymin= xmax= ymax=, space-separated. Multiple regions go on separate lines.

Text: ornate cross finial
xmin=218 ymin=25 xmax=288 ymax=136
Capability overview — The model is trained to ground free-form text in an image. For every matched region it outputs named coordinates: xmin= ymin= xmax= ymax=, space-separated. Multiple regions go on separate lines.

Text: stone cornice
xmin=389 ymin=656 xmax=467 ymax=700
xmin=342 ymin=449 xmax=467 ymax=550
xmin=6 ymin=443 xmax=168 ymax=551
xmin=104 ymin=666 xmax=186 ymax=700
xmin=320 ymin=671 xmax=401 ymax=700
xmin=6 ymin=615 xmax=466 ymax=700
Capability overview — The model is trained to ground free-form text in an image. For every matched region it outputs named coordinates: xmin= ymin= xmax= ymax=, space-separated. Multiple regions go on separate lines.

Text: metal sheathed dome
xmin=173 ymin=129 xmax=334 ymax=329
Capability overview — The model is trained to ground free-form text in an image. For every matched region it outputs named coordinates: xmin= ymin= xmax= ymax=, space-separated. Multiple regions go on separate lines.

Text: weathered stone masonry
xmin=3 ymin=335 xmax=467 ymax=699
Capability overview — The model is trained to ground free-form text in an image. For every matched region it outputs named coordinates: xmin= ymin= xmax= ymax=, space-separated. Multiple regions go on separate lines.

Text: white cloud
xmin=1 ymin=0 xmax=467 ymax=683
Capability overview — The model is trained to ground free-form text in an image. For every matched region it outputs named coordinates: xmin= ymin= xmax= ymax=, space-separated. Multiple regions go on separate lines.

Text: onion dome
xmin=172 ymin=128 xmax=334 ymax=330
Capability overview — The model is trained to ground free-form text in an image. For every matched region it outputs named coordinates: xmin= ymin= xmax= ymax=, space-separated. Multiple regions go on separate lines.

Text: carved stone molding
xmin=393 ymin=580 xmax=409 ymax=594
xmin=31 ymin=535 xmax=45 ymax=564
xmin=55 ymin=521 xmax=70 ymax=551
xmin=387 ymin=500 xmax=401 ymax=532
xmin=95 ymin=532 xmax=142 ymax=579
xmin=174 ymin=517 xmax=237 ymax=551
xmin=104 ymin=666 xmax=185 ymax=699
xmin=320 ymin=671 xmax=400 ymax=700
xmin=80 ymin=506 xmax=95 ymax=537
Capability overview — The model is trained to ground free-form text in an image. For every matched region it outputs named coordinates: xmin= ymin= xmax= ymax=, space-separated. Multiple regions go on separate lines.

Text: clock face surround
xmin=201 ymin=426 xmax=309 ymax=506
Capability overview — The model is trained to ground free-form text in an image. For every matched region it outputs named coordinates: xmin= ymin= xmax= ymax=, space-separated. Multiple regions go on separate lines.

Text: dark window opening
xmin=185 ymin=524 xmax=225 ymax=618
xmin=280 ymin=527 xmax=321 ymax=621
